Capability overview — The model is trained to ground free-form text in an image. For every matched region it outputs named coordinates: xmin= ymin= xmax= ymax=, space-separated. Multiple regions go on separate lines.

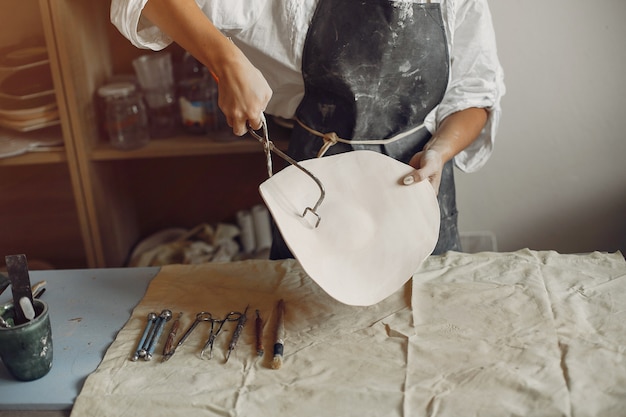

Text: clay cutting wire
xmin=248 ymin=114 xmax=325 ymax=227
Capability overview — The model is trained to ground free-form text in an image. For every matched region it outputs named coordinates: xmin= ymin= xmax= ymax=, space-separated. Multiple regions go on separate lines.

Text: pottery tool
xmin=271 ymin=299 xmax=285 ymax=370
xmin=163 ymin=312 xmax=212 ymax=361
xmin=200 ymin=311 xmax=241 ymax=360
xmin=0 ymin=280 xmax=49 ymax=320
xmin=5 ymin=254 xmax=34 ymax=325
xmin=131 ymin=312 xmax=157 ymax=361
xmin=225 ymin=305 xmax=249 ymax=363
xmin=248 ymin=115 xmax=325 ymax=228
xmin=145 ymin=309 xmax=172 ymax=361
xmin=31 ymin=280 xmax=47 ymax=299
xmin=162 ymin=312 xmax=183 ymax=361
xmin=255 ymin=309 xmax=264 ymax=357
xmin=19 ymin=297 xmax=35 ymax=321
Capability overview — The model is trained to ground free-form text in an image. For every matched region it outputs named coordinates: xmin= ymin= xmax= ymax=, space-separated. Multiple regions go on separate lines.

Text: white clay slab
xmin=259 ymin=150 xmax=439 ymax=306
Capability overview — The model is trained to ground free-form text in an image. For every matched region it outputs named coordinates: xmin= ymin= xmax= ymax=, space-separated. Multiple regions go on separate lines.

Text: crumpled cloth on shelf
xmin=128 ymin=223 xmax=247 ymax=267
xmin=70 ymin=250 xmax=626 ymax=417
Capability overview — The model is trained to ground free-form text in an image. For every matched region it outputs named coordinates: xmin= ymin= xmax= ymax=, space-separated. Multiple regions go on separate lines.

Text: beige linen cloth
xmin=70 ymin=250 xmax=626 ymax=417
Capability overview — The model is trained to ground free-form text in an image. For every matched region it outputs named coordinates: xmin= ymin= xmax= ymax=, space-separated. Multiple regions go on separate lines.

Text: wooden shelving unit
xmin=0 ymin=0 xmax=289 ymax=269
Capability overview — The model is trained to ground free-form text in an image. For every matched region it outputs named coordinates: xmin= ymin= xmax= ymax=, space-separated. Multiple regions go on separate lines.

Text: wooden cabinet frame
xmin=0 ymin=0 xmax=288 ymax=268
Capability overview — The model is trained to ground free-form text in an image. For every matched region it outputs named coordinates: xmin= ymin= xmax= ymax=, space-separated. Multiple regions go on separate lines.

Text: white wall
xmin=456 ymin=0 xmax=626 ymax=254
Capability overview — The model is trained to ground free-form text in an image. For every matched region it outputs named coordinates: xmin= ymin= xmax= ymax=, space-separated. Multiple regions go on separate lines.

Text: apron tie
xmin=319 ymin=132 xmax=339 ymax=158
xmin=295 ymin=117 xmax=427 ymax=158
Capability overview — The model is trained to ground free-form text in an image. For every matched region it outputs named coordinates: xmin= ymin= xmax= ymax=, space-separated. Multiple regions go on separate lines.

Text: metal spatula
xmin=5 ymin=254 xmax=35 ymax=325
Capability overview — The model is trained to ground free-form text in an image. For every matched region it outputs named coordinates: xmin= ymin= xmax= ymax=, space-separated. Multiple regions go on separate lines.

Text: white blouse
xmin=111 ymin=0 xmax=505 ymax=172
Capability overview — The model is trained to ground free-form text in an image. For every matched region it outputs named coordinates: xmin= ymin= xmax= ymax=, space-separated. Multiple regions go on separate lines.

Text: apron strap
xmin=294 ymin=117 xmax=426 ymax=158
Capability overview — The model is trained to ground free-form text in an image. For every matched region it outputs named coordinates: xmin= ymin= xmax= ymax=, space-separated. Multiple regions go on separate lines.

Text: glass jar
xmin=178 ymin=52 xmax=223 ymax=134
xmin=97 ymin=82 xmax=150 ymax=150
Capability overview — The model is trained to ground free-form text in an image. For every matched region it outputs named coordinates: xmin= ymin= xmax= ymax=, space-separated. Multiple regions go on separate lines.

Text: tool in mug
xmin=162 ymin=312 xmax=213 ymax=361
xmin=0 ymin=280 xmax=47 ymax=310
xmin=248 ymin=114 xmax=325 ymax=228
xmin=200 ymin=311 xmax=243 ymax=359
xmin=0 ymin=280 xmax=48 ymax=328
xmin=5 ymin=254 xmax=35 ymax=325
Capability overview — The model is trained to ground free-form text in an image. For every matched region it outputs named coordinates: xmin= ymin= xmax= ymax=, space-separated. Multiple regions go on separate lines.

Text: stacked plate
xmin=0 ymin=126 xmax=64 ymax=159
xmin=0 ymin=45 xmax=60 ymax=132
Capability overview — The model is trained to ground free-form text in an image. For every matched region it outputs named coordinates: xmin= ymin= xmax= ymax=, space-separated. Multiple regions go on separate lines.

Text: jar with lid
xmin=178 ymin=52 xmax=223 ymax=134
xmin=97 ymin=82 xmax=150 ymax=150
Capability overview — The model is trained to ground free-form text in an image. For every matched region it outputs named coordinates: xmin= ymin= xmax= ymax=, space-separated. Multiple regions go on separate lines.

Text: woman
xmin=111 ymin=0 xmax=505 ymax=257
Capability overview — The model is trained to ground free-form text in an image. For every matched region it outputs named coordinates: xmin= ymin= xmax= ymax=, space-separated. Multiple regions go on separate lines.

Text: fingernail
xmin=403 ymin=175 xmax=415 ymax=185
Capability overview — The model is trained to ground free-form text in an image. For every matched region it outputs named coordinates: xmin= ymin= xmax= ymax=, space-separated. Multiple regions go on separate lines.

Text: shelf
xmin=89 ymin=131 xmax=290 ymax=161
xmin=0 ymin=148 xmax=66 ymax=166
xmin=0 ymin=122 xmax=66 ymax=166
xmin=1 ymin=0 xmax=300 ymax=268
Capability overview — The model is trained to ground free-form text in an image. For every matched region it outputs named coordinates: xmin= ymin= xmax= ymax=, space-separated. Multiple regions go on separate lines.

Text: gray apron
xmin=270 ymin=0 xmax=461 ymax=259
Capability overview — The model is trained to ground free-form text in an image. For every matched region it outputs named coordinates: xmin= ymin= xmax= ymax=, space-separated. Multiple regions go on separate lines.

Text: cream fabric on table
xmin=70 ymin=250 xmax=626 ymax=417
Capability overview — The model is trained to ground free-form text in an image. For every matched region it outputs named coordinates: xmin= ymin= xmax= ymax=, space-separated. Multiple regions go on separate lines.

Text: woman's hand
xmin=404 ymin=148 xmax=445 ymax=194
xmin=401 ymin=107 xmax=489 ymax=194
xmin=215 ymin=48 xmax=272 ymax=136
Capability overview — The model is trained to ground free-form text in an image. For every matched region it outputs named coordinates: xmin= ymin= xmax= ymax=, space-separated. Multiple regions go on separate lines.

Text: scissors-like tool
xmin=162 ymin=312 xmax=212 ymax=361
xmin=248 ymin=114 xmax=325 ymax=227
xmin=200 ymin=311 xmax=242 ymax=359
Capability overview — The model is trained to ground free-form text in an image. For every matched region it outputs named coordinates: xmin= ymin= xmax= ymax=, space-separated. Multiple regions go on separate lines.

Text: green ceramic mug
xmin=0 ymin=299 xmax=53 ymax=381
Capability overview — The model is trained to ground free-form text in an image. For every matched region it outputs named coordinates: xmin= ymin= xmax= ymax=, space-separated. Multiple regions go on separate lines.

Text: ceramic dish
xmin=0 ymin=126 xmax=63 ymax=146
xmin=0 ymin=65 xmax=54 ymax=99
xmin=0 ymin=96 xmax=57 ymax=120
xmin=0 ymin=128 xmax=64 ymax=158
xmin=0 ymin=137 xmax=31 ymax=158
xmin=0 ymin=45 xmax=48 ymax=70
xmin=0 ymin=115 xmax=60 ymax=133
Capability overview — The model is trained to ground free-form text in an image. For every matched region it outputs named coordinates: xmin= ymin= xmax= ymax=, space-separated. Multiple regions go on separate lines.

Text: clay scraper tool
xmin=5 ymin=254 xmax=35 ymax=325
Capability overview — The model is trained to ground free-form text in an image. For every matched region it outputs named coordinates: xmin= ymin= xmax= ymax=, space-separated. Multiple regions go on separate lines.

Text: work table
xmin=1 ymin=251 xmax=625 ymax=417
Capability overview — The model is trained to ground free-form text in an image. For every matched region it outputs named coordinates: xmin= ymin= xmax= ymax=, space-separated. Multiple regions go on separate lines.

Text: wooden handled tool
xmin=271 ymin=299 xmax=285 ymax=370
xmin=255 ymin=309 xmax=264 ymax=357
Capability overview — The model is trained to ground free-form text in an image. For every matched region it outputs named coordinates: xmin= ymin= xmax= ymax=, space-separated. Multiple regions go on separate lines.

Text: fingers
xmin=402 ymin=149 xmax=444 ymax=194
xmin=218 ymin=64 xmax=272 ymax=136
xmin=402 ymin=169 xmax=432 ymax=186
xmin=403 ymin=169 xmax=442 ymax=194
xmin=226 ymin=111 xmax=265 ymax=136
xmin=227 ymin=117 xmax=249 ymax=137
xmin=222 ymin=94 xmax=269 ymax=136
xmin=248 ymin=113 xmax=264 ymax=131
